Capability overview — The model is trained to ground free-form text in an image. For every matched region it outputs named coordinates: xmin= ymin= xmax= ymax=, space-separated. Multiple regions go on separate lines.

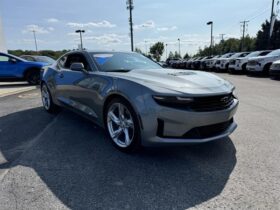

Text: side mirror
xmin=70 ymin=62 xmax=86 ymax=72
xmin=9 ymin=58 xmax=17 ymax=64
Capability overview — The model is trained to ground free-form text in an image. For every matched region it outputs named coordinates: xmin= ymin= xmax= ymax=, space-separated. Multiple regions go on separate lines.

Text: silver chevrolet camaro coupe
xmin=41 ymin=50 xmax=239 ymax=152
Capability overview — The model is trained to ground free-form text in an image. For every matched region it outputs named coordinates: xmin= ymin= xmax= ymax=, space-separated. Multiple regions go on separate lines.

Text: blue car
xmin=0 ymin=52 xmax=48 ymax=84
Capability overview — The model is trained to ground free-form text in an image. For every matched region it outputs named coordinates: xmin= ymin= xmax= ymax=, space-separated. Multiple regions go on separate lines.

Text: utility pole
xmin=240 ymin=20 xmax=249 ymax=51
xmin=269 ymin=0 xmax=275 ymax=49
xmin=220 ymin=34 xmax=226 ymax=42
xmin=126 ymin=0 xmax=134 ymax=51
xmin=32 ymin=30 xmax=38 ymax=52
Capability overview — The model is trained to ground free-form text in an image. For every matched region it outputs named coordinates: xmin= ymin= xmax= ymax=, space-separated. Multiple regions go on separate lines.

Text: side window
xmin=57 ymin=55 xmax=68 ymax=69
xmin=64 ymin=53 xmax=91 ymax=71
xmin=0 ymin=55 xmax=9 ymax=62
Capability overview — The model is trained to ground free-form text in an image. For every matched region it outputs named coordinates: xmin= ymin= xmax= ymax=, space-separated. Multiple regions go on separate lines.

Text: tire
xmin=263 ymin=63 xmax=271 ymax=76
xmin=26 ymin=69 xmax=40 ymax=85
xmin=242 ymin=63 xmax=247 ymax=72
xmin=105 ymin=98 xmax=141 ymax=152
xmin=41 ymin=83 xmax=60 ymax=113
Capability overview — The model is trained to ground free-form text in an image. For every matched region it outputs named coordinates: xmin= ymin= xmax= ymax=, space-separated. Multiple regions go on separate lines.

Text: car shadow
xmin=0 ymin=108 xmax=237 ymax=210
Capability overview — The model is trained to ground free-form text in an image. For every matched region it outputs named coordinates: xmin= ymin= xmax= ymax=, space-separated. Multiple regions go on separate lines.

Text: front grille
xmin=190 ymin=94 xmax=234 ymax=112
xmin=248 ymin=60 xmax=258 ymax=65
xmin=216 ymin=60 xmax=221 ymax=64
xmin=229 ymin=59 xmax=236 ymax=65
xmin=182 ymin=119 xmax=233 ymax=139
xmin=157 ymin=118 xmax=234 ymax=139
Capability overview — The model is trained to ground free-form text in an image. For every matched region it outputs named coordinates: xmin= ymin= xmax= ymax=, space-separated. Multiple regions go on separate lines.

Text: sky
xmin=0 ymin=0 xmax=278 ymax=57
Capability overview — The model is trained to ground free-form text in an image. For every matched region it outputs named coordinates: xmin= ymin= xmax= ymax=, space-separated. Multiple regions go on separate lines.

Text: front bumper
xmin=141 ymin=98 xmax=239 ymax=146
xmin=247 ymin=64 xmax=263 ymax=72
xmin=229 ymin=64 xmax=242 ymax=71
xmin=269 ymin=68 xmax=280 ymax=76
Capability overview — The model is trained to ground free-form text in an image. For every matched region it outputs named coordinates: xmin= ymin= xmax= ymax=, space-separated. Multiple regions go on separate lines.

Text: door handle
xmin=58 ymin=72 xmax=64 ymax=78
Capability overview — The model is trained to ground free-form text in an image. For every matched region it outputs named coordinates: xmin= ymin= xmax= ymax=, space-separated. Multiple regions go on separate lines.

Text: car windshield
xmin=246 ymin=51 xmax=261 ymax=57
xmin=91 ymin=52 xmax=161 ymax=72
xmin=230 ymin=53 xmax=242 ymax=58
xmin=221 ymin=53 xmax=233 ymax=58
xmin=267 ymin=49 xmax=280 ymax=56
xmin=34 ymin=56 xmax=55 ymax=64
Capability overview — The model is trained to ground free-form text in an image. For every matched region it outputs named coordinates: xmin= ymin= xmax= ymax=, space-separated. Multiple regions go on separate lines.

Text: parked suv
xmin=206 ymin=55 xmax=221 ymax=70
xmin=0 ymin=52 xmax=48 ymax=84
xmin=269 ymin=59 xmax=280 ymax=78
xmin=221 ymin=52 xmax=249 ymax=72
xmin=247 ymin=49 xmax=280 ymax=75
xmin=228 ymin=51 xmax=271 ymax=73
xmin=215 ymin=53 xmax=235 ymax=71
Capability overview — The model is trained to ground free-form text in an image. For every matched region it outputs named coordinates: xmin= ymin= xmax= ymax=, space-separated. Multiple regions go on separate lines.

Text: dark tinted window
xmin=63 ymin=53 xmax=90 ymax=71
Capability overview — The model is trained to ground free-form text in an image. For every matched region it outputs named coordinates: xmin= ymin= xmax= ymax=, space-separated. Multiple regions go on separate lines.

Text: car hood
xmin=108 ymin=69 xmax=234 ymax=95
xmin=249 ymin=55 xmax=278 ymax=61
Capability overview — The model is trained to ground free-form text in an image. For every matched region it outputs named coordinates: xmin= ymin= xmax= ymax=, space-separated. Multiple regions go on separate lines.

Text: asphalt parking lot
xmin=0 ymin=73 xmax=280 ymax=210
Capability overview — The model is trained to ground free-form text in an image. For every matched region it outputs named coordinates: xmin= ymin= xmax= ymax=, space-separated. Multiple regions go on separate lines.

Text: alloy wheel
xmin=107 ymin=103 xmax=135 ymax=148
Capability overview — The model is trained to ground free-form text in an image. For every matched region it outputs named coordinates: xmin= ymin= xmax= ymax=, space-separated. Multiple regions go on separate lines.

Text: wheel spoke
xmin=112 ymin=127 xmax=123 ymax=139
xmin=125 ymin=119 xmax=134 ymax=128
xmin=123 ymin=128 xmax=130 ymax=145
xmin=108 ymin=111 xmax=120 ymax=125
xmin=118 ymin=103 xmax=124 ymax=118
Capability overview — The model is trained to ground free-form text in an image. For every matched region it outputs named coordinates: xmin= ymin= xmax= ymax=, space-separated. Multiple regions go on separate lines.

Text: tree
xmin=174 ymin=51 xmax=181 ymax=59
xmin=168 ymin=52 xmax=174 ymax=59
xmin=255 ymin=19 xmax=280 ymax=50
xmin=8 ymin=49 xmax=69 ymax=59
xmin=149 ymin=42 xmax=164 ymax=61
xmin=183 ymin=53 xmax=190 ymax=59
xmin=135 ymin=47 xmax=143 ymax=54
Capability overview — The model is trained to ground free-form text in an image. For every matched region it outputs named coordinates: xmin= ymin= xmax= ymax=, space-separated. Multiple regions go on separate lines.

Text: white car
xmin=217 ymin=52 xmax=249 ymax=71
xmin=269 ymin=59 xmax=280 ymax=77
xmin=205 ymin=55 xmax=221 ymax=70
xmin=215 ymin=53 xmax=235 ymax=71
xmin=228 ymin=51 xmax=270 ymax=72
xmin=247 ymin=49 xmax=280 ymax=74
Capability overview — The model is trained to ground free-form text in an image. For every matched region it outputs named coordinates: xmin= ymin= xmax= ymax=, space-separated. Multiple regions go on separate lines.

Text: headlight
xmin=273 ymin=64 xmax=280 ymax=69
xmin=232 ymin=90 xmax=238 ymax=99
xmin=153 ymin=95 xmax=194 ymax=106
xmin=236 ymin=59 xmax=241 ymax=64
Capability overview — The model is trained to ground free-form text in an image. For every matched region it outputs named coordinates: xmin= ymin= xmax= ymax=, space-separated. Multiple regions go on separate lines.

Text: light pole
xmin=126 ymin=0 xmax=134 ymax=51
xmin=32 ymin=30 xmax=38 ymax=52
xmin=207 ymin=21 xmax=213 ymax=55
xmin=165 ymin=43 xmax=168 ymax=60
xmin=75 ymin=29 xmax=85 ymax=49
xmin=145 ymin=40 xmax=148 ymax=55
xmin=177 ymin=38 xmax=181 ymax=57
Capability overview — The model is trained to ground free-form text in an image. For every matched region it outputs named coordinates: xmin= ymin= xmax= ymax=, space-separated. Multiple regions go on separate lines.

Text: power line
xmin=126 ymin=0 xmax=134 ymax=51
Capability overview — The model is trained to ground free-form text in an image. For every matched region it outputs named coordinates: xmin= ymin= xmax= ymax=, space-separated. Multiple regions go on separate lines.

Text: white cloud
xmin=134 ymin=20 xmax=155 ymax=30
xmin=82 ymin=34 xmax=127 ymax=45
xmin=22 ymin=25 xmax=52 ymax=34
xmin=48 ymin=27 xmax=54 ymax=31
xmin=46 ymin=18 xmax=59 ymax=23
xmin=157 ymin=26 xmax=177 ymax=31
xmin=67 ymin=20 xmax=116 ymax=28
